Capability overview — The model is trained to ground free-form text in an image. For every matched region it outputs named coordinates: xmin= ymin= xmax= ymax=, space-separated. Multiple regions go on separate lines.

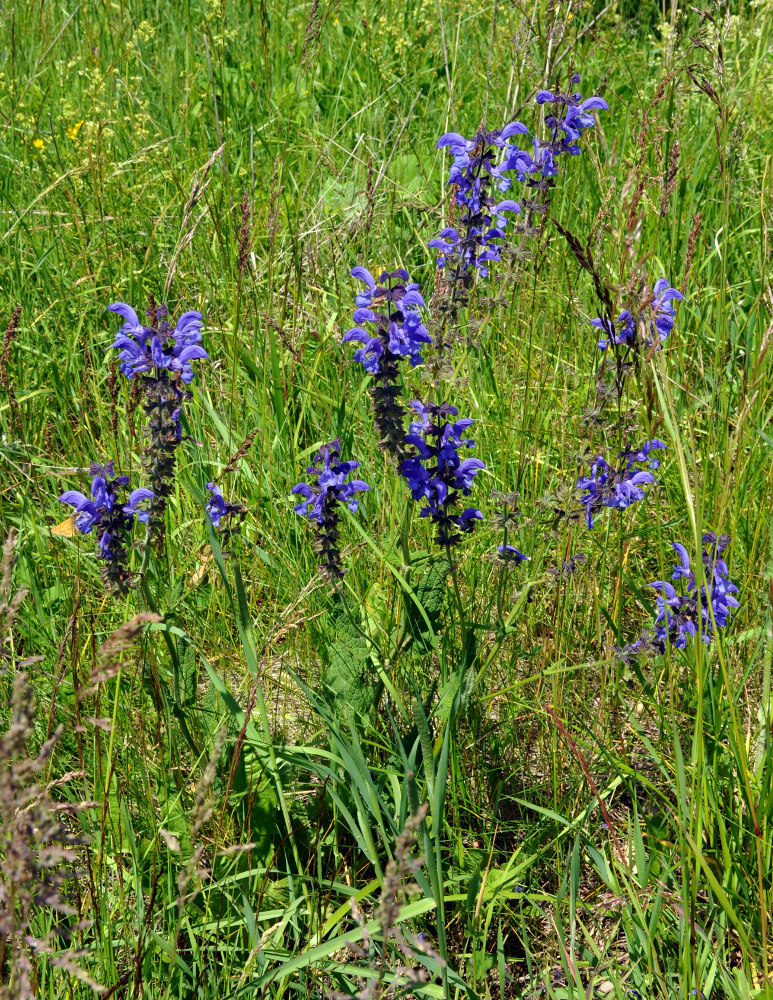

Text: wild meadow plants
xmin=1 ymin=1 xmax=773 ymax=998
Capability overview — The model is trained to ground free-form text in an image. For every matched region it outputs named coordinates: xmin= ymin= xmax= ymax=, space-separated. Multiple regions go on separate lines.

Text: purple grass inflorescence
xmin=291 ymin=439 xmax=370 ymax=583
xmin=343 ymin=268 xmax=431 ymax=460
xmin=59 ymin=461 xmax=153 ymax=593
xmin=400 ymin=401 xmax=485 ymax=547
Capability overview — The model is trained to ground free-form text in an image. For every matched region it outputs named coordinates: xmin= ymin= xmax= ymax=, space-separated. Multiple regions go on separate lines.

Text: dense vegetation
xmin=1 ymin=1 xmax=772 ymax=997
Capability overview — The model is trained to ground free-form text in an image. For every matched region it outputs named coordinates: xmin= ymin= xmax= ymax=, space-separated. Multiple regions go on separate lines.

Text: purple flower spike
xmin=108 ymin=299 xmax=209 ymax=537
xmin=577 ymin=441 xmax=663 ymax=529
xmin=400 ymin=401 xmax=485 ymax=548
xmin=290 ymin=440 xmax=370 ymax=584
xmin=619 ymin=532 xmax=739 ymax=661
xmin=595 ymin=278 xmax=684 ymax=352
xmin=108 ymin=302 xmax=208 ymax=383
xmin=59 ymin=462 xmax=153 ymax=594
xmin=343 ymin=268 xmax=431 ymax=461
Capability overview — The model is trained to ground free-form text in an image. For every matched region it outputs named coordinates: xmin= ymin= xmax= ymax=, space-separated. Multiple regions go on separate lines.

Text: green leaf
xmin=405 ymin=557 xmax=447 ymax=652
xmin=316 ymin=595 xmax=377 ymax=717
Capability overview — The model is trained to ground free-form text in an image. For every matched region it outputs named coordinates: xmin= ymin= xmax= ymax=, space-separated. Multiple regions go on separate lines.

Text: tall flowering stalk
xmin=291 ymin=440 xmax=370 ymax=584
xmin=108 ymin=299 xmax=208 ymax=540
xmin=428 ymin=124 xmax=524 ymax=374
xmin=343 ymin=268 xmax=431 ymax=461
xmin=429 ymin=77 xmax=607 ymax=377
xmin=400 ymin=402 xmax=485 ymax=548
xmin=59 ymin=461 xmax=153 ymax=593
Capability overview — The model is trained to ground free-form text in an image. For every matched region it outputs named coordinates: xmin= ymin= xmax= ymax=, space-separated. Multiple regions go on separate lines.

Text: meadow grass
xmin=1 ymin=0 xmax=773 ymax=997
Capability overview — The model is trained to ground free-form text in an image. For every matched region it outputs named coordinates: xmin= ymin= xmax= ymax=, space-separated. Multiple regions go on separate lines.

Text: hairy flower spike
xmin=621 ymin=533 xmax=739 ymax=659
xmin=594 ymin=278 xmax=684 ymax=352
xmin=109 ymin=299 xmax=209 ymax=538
xmin=400 ymin=401 xmax=485 ymax=547
xmin=291 ymin=440 xmax=370 ymax=583
xmin=343 ymin=268 xmax=431 ymax=460
xmin=59 ymin=461 xmax=153 ymax=593
xmin=576 ymin=440 xmax=665 ymax=529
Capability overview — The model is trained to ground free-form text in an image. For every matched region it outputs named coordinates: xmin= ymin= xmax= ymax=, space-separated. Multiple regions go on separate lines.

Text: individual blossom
xmin=59 ymin=461 xmax=153 ymax=593
xmin=205 ymin=483 xmax=246 ymax=548
xmin=291 ymin=440 xmax=370 ymax=583
xmin=400 ymin=401 xmax=485 ymax=548
xmin=576 ymin=440 xmax=665 ymax=529
xmin=108 ymin=298 xmax=209 ymax=539
xmin=594 ymin=278 xmax=684 ymax=352
xmin=621 ymin=533 xmax=739 ymax=658
xmin=343 ymin=268 xmax=431 ymax=460
xmin=491 ymin=544 xmax=529 ymax=566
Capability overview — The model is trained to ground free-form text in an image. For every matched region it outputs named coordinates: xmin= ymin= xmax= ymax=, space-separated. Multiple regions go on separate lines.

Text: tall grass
xmin=1 ymin=0 xmax=772 ymax=997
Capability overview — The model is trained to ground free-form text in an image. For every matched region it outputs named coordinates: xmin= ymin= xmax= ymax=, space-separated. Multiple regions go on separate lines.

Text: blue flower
xmin=291 ymin=440 xmax=370 ymax=582
xmin=620 ymin=438 xmax=667 ymax=470
xmin=343 ymin=268 xmax=431 ymax=371
xmin=532 ymin=76 xmax=608 ymax=155
xmin=59 ymin=461 xmax=153 ymax=593
xmin=650 ymin=278 xmax=684 ymax=343
xmin=576 ymin=442 xmax=663 ymax=528
xmin=343 ymin=268 xmax=431 ymax=459
xmin=496 ymin=544 xmax=529 ymax=564
xmin=109 ymin=301 xmax=208 ymax=383
xmin=400 ymin=401 xmax=485 ymax=547
xmin=595 ymin=278 xmax=683 ymax=351
xmin=621 ymin=533 xmax=739 ymax=658
xmin=205 ymin=482 xmax=245 ymax=528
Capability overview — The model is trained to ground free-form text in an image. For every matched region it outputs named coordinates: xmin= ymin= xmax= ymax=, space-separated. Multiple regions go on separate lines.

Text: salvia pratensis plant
xmin=108 ymin=299 xmax=208 ymax=539
xmin=59 ymin=462 xmax=153 ymax=593
xmin=593 ymin=277 xmax=684 ymax=353
xmin=575 ymin=439 xmax=665 ymax=529
xmin=621 ymin=533 xmax=739 ymax=658
xmin=291 ymin=439 xmax=370 ymax=584
xmin=399 ymin=402 xmax=485 ymax=548
xmin=429 ymin=78 xmax=607 ymax=377
xmin=343 ymin=268 xmax=431 ymax=460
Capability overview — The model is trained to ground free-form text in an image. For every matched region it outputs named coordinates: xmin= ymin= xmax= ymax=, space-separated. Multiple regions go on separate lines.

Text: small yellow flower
xmin=66 ymin=120 xmax=84 ymax=140
xmin=32 ymin=138 xmax=45 ymax=150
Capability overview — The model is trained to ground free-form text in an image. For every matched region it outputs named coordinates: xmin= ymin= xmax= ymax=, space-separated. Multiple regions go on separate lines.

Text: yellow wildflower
xmin=32 ymin=138 xmax=45 ymax=150
xmin=66 ymin=120 xmax=84 ymax=140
